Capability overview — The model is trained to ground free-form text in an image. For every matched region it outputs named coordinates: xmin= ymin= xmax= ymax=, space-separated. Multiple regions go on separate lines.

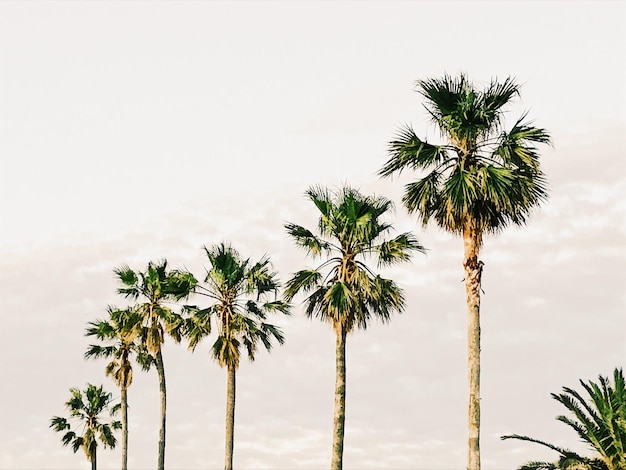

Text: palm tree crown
xmin=379 ymin=73 xmax=551 ymax=234
xmin=186 ymin=242 xmax=290 ymax=367
xmin=114 ymin=260 xmax=197 ymax=354
xmin=85 ymin=306 xmax=152 ymax=388
xmin=502 ymin=368 xmax=626 ymax=470
xmin=50 ymin=383 xmax=120 ymax=467
xmin=284 ymin=185 xmax=423 ymax=331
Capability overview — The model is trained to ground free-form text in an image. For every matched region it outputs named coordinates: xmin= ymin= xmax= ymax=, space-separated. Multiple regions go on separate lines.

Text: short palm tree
xmin=114 ymin=260 xmax=196 ymax=470
xmin=379 ymin=73 xmax=551 ymax=470
xmin=50 ymin=383 xmax=121 ymax=470
xmin=185 ymin=242 xmax=290 ymax=470
xmin=284 ymin=185 xmax=423 ymax=470
xmin=85 ymin=306 xmax=152 ymax=470
xmin=502 ymin=368 xmax=626 ymax=470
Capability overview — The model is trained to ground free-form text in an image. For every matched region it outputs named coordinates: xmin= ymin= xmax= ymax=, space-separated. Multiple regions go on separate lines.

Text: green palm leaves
xmin=502 ymin=369 xmax=626 ymax=470
xmin=285 ymin=186 xmax=423 ymax=331
xmin=115 ymin=260 xmax=197 ymax=353
xmin=85 ymin=306 xmax=151 ymax=388
xmin=285 ymin=186 xmax=423 ymax=470
xmin=50 ymin=384 xmax=120 ymax=469
xmin=187 ymin=242 xmax=290 ymax=367
xmin=380 ymin=73 xmax=551 ymax=234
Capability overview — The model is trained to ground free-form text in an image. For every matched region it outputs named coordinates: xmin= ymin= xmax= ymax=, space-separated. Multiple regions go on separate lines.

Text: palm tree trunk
xmin=331 ymin=325 xmax=347 ymax=470
xmin=225 ymin=363 xmax=236 ymax=470
xmin=155 ymin=349 xmax=167 ymax=470
xmin=121 ymin=385 xmax=128 ymax=470
xmin=463 ymin=224 xmax=483 ymax=470
xmin=91 ymin=446 xmax=97 ymax=470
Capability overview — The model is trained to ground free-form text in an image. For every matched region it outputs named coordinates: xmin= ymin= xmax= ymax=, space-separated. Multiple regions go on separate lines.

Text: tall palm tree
xmin=185 ymin=242 xmax=290 ymax=470
xmin=284 ymin=186 xmax=423 ymax=470
xmin=50 ymin=383 xmax=121 ymax=470
xmin=114 ymin=260 xmax=196 ymax=470
xmin=379 ymin=74 xmax=551 ymax=470
xmin=85 ymin=306 xmax=153 ymax=470
xmin=502 ymin=368 xmax=626 ymax=470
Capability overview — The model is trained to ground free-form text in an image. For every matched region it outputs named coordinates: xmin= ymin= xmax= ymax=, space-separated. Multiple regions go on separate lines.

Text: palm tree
xmin=114 ymin=260 xmax=196 ymax=470
xmin=50 ymin=383 xmax=121 ymax=470
xmin=185 ymin=242 xmax=290 ymax=470
xmin=284 ymin=186 xmax=423 ymax=470
xmin=379 ymin=73 xmax=551 ymax=470
xmin=502 ymin=368 xmax=626 ymax=470
xmin=85 ymin=306 xmax=153 ymax=470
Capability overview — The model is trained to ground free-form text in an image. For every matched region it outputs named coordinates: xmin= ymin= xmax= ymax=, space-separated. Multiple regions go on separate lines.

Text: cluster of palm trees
xmin=49 ymin=73 xmax=587 ymax=470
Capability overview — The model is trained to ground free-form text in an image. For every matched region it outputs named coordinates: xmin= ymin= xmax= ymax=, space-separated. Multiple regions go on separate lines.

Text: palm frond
xmin=376 ymin=232 xmax=425 ymax=266
xmin=284 ymin=269 xmax=323 ymax=301
xmin=262 ymin=300 xmax=291 ymax=315
xmin=285 ymin=223 xmax=332 ymax=257
xmin=402 ymin=169 xmax=441 ymax=221
xmin=379 ymin=125 xmax=450 ymax=177
xmin=50 ymin=416 xmax=70 ymax=432
xmin=502 ymin=434 xmax=577 ymax=456
xmin=84 ymin=344 xmax=116 ymax=360
xmin=502 ymin=369 xmax=626 ymax=470
xmin=184 ymin=306 xmax=213 ymax=351
xmin=493 ymin=115 xmax=551 ymax=172
xmin=212 ymin=335 xmax=241 ymax=369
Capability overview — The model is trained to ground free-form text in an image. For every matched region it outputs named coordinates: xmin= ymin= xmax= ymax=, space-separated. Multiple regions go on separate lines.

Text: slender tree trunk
xmin=224 ymin=363 xmax=236 ymax=470
xmin=331 ymin=325 xmax=347 ymax=470
xmin=463 ymin=224 xmax=483 ymax=470
xmin=91 ymin=446 xmax=97 ymax=470
xmin=155 ymin=349 xmax=167 ymax=470
xmin=121 ymin=385 xmax=128 ymax=470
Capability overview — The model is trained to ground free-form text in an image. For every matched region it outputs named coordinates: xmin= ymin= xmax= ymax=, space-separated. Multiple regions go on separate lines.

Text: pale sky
xmin=0 ymin=1 xmax=625 ymax=469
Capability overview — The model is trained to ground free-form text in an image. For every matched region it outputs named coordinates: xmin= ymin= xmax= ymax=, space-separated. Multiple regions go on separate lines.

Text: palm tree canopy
xmin=85 ymin=307 xmax=153 ymax=389
xmin=185 ymin=243 xmax=290 ymax=369
xmin=379 ymin=73 xmax=551 ymax=235
xmin=284 ymin=186 xmax=424 ymax=332
xmin=502 ymin=368 xmax=626 ymax=470
xmin=114 ymin=260 xmax=197 ymax=354
xmin=50 ymin=383 xmax=121 ymax=460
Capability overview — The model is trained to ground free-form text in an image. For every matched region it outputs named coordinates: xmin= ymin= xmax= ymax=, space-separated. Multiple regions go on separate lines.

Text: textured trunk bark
xmin=224 ymin=363 xmax=236 ymax=470
xmin=330 ymin=325 xmax=347 ymax=470
xmin=91 ymin=446 xmax=97 ymax=470
xmin=155 ymin=349 xmax=167 ymax=470
xmin=121 ymin=385 xmax=128 ymax=470
xmin=463 ymin=224 xmax=483 ymax=470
